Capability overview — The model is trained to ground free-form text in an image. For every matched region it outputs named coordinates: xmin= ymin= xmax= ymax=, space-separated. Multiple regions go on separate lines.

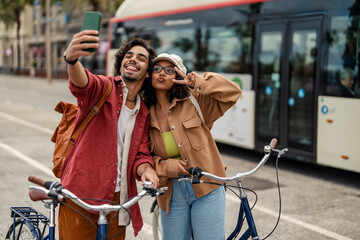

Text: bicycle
xmin=5 ymin=176 xmax=167 ymax=240
xmin=151 ymin=138 xmax=287 ymax=240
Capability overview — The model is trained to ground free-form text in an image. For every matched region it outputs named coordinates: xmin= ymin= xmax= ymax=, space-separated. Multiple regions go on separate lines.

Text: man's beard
xmin=122 ymin=73 xmax=138 ymax=82
xmin=122 ymin=71 xmax=147 ymax=82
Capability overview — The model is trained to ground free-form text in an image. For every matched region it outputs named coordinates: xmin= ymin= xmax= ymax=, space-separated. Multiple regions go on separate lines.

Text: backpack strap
xmin=188 ymin=93 xmax=204 ymax=123
xmin=69 ymin=80 xmax=113 ymax=144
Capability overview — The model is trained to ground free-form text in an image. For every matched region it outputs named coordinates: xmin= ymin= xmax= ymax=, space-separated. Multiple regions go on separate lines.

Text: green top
xmin=162 ymin=131 xmax=181 ymax=159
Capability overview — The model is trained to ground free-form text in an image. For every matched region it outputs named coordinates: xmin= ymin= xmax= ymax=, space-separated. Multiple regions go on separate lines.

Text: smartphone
xmin=80 ymin=11 xmax=102 ymax=52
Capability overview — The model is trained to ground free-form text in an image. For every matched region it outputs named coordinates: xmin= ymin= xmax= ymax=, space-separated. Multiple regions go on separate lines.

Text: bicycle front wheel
xmin=6 ymin=221 xmax=39 ymax=240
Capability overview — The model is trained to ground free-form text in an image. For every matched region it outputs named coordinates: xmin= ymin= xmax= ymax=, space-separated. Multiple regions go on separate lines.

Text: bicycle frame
xmin=96 ymin=212 xmax=110 ymax=240
xmin=8 ymin=206 xmax=113 ymax=240
xmin=228 ymin=181 xmax=259 ymax=240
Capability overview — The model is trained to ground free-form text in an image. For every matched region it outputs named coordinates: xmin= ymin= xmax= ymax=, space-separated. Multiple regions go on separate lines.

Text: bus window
xmin=111 ymin=23 xmax=126 ymax=49
xmin=324 ymin=15 xmax=360 ymax=98
xmin=156 ymin=28 xmax=196 ymax=71
xmin=201 ymin=25 xmax=252 ymax=74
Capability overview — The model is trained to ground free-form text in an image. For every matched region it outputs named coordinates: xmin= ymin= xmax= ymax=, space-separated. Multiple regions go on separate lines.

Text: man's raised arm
xmin=63 ymin=30 xmax=99 ymax=88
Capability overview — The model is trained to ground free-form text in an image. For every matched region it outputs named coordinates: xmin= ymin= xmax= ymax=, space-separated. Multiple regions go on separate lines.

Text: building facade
xmin=0 ymin=2 xmax=109 ymax=79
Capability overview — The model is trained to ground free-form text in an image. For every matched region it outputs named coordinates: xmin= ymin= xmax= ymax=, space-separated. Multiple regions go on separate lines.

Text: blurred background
xmin=0 ymin=0 xmax=125 ymax=79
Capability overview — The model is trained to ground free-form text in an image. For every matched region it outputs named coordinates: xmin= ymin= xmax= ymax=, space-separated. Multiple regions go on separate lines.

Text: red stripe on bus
xmin=110 ymin=0 xmax=271 ymax=24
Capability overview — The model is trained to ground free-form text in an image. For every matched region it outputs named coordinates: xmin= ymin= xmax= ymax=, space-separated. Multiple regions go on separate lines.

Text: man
xmin=339 ymin=68 xmax=355 ymax=97
xmin=59 ymin=30 xmax=159 ymax=239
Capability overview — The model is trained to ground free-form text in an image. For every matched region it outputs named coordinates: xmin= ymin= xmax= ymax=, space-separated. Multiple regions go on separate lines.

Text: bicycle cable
xmin=59 ymin=197 xmax=130 ymax=240
xmin=80 ymin=197 xmax=130 ymax=240
xmin=108 ymin=208 xmax=127 ymax=240
xmin=199 ymin=181 xmax=259 ymax=240
xmin=261 ymin=153 xmax=282 ymax=240
xmin=200 ymin=181 xmax=259 ymax=210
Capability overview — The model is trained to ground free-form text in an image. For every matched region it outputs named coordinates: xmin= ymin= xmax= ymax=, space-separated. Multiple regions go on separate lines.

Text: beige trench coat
xmin=149 ymin=72 xmax=242 ymax=213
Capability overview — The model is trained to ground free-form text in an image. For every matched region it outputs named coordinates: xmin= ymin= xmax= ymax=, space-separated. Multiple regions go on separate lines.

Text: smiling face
xmin=120 ymin=45 xmax=150 ymax=82
xmin=151 ymin=60 xmax=176 ymax=91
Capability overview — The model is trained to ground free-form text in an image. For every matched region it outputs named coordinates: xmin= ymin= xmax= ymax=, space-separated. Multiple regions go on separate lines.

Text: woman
xmin=142 ymin=53 xmax=242 ymax=240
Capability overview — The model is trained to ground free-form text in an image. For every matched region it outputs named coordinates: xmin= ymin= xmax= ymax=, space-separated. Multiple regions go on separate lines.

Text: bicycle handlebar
xmin=186 ymin=138 xmax=287 ymax=183
xmin=28 ymin=177 xmax=167 ymax=214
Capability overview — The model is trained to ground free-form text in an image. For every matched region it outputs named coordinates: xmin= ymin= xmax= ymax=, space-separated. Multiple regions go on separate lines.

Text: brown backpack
xmin=51 ymin=81 xmax=112 ymax=178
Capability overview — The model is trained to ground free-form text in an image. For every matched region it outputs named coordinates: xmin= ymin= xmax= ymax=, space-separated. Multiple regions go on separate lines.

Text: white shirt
xmin=115 ymin=80 xmax=140 ymax=193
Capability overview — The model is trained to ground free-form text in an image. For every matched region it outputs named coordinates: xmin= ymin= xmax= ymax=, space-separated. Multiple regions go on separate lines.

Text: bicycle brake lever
xmin=153 ymin=188 xmax=167 ymax=197
xmin=178 ymin=178 xmax=191 ymax=182
xmin=272 ymin=148 xmax=288 ymax=155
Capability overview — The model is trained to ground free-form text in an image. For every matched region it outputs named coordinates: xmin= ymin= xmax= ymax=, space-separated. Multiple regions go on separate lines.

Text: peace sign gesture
xmin=172 ymin=67 xmax=197 ymax=89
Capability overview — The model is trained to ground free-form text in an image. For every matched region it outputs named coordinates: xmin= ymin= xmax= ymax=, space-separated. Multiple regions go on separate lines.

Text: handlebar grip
xmin=28 ymin=176 xmax=47 ymax=187
xmin=28 ymin=176 xmax=60 ymax=190
xmin=270 ymin=138 xmax=278 ymax=149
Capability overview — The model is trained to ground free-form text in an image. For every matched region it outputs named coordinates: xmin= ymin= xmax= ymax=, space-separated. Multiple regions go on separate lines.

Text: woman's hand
xmin=172 ymin=67 xmax=197 ymax=89
xmin=177 ymin=160 xmax=189 ymax=176
xmin=138 ymin=163 xmax=160 ymax=188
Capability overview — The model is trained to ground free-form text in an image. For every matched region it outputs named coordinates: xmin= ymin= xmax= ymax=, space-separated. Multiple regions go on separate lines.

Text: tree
xmin=61 ymin=0 xmax=124 ymax=16
xmin=0 ymin=1 xmax=15 ymax=68
xmin=0 ymin=0 xmax=34 ymax=71
xmin=0 ymin=1 xmax=16 ymax=27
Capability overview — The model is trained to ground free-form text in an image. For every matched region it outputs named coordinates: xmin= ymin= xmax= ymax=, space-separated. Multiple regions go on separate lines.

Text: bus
xmin=107 ymin=0 xmax=360 ymax=173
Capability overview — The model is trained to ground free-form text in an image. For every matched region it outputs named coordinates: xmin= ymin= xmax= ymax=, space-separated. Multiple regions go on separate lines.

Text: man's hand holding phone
xmin=64 ymin=11 xmax=101 ymax=65
xmin=64 ymin=30 xmax=99 ymax=64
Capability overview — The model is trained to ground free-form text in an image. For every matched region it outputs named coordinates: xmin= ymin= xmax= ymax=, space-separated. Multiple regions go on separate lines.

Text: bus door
xmin=254 ymin=17 xmax=322 ymax=161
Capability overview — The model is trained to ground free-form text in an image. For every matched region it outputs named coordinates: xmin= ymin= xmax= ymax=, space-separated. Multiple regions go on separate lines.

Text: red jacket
xmin=61 ymin=69 xmax=153 ymax=236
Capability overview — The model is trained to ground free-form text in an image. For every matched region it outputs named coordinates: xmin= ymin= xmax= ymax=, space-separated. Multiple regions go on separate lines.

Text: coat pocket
xmin=182 ymin=115 xmax=208 ymax=150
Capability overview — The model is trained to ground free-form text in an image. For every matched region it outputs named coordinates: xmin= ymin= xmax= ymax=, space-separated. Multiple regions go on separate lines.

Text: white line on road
xmin=0 ymin=140 xmax=53 ymax=177
xmin=142 ymin=222 xmax=154 ymax=236
xmin=226 ymin=193 xmax=353 ymax=240
xmin=0 ymin=111 xmax=53 ymax=135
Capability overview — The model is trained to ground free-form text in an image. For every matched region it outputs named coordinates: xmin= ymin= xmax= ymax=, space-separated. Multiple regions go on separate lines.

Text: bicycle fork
xmin=227 ymin=181 xmax=259 ymax=240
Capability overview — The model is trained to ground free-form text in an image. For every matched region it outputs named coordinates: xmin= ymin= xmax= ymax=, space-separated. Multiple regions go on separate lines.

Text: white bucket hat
xmin=153 ymin=53 xmax=187 ymax=75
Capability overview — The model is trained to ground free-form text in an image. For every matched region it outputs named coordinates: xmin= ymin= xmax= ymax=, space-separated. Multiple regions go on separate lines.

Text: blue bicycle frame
xmin=8 ymin=207 xmax=114 ymax=240
xmin=8 ymin=206 xmax=52 ymax=240
xmin=227 ymin=181 xmax=259 ymax=240
xmin=96 ymin=213 xmax=109 ymax=240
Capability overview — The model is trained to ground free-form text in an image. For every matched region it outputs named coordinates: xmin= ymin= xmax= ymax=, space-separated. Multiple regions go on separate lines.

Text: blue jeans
xmin=160 ymin=177 xmax=225 ymax=240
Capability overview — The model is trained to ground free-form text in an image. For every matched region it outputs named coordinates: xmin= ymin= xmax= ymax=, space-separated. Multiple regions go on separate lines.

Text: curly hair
xmin=113 ymin=38 xmax=156 ymax=77
xmin=142 ymin=71 xmax=190 ymax=108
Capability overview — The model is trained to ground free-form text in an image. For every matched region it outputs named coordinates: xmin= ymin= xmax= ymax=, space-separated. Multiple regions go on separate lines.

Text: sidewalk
xmin=0 ymin=73 xmax=75 ymax=110
xmin=0 ymin=73 xmax=67 ymax=86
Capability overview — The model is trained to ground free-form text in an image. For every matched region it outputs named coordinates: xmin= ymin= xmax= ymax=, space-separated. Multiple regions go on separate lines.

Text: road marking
xmin=142 ymin=222 xmax=154 ymax=236
xmin=0 ymin=111 xmax=53 ymax=135
xmin=0 ymin=140 xmax=53 ymax=177
xmin=226 ymin=193 xmax=353 ymax=240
